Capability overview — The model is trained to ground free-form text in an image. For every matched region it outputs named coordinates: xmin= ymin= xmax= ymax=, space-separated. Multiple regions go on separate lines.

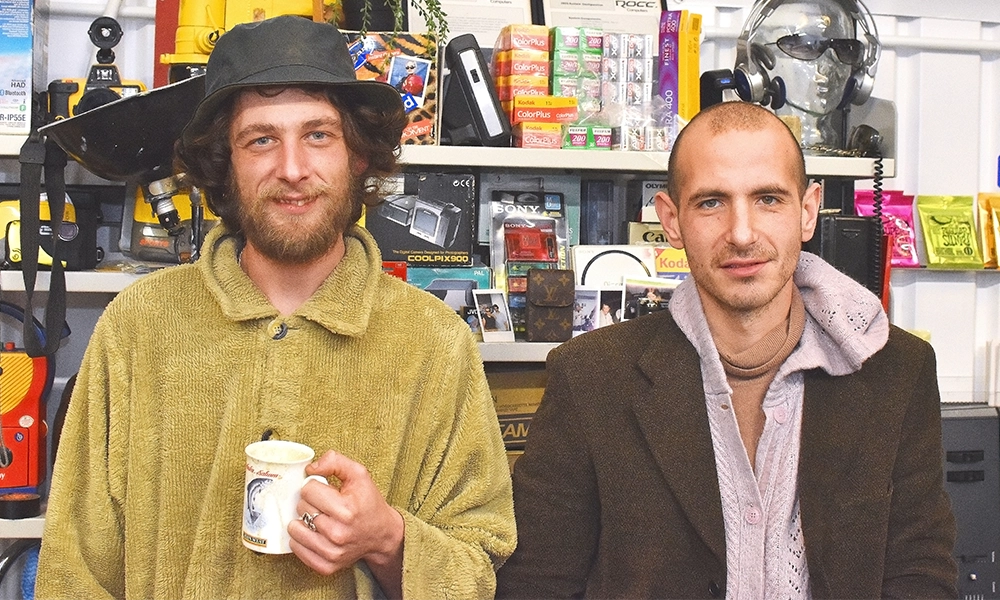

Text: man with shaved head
xmin=497 ymin=101 xmax=957 ymax=599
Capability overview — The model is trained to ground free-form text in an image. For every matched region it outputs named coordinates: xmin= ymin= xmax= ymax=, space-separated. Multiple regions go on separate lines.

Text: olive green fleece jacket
xmin=37 ymin=224 xmax=516 ymax=600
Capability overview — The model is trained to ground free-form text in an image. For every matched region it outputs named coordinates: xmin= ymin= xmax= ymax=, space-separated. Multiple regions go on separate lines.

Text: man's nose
xmin=727 ymin=202 xmax=757 ymax=247
xmin=276 ymin=141 xmax=308 ymax=183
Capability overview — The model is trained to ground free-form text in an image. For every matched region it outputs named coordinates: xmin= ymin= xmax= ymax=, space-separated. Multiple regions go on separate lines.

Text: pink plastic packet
xmin=855 ymin=190 xmax=920 ymax=268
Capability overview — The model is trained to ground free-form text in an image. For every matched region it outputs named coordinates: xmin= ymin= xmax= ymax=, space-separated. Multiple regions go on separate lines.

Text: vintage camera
xmin=46 ymin=17 xmax=146 ymax=121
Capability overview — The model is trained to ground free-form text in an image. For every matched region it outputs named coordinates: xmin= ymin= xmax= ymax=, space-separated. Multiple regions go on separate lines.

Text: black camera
xmin=46 ymin=17 xmax=146 ymax=121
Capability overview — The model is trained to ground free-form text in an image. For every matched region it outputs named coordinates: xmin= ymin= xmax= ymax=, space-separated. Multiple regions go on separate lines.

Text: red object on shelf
xmin=153 ymin=0 xmax=181 ymax=88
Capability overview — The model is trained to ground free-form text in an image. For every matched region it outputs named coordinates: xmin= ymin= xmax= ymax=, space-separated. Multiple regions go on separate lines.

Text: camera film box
xmin=487 ymin=363 xmax=547 ymax=452
xmin=0 ymin=0 xmax=45 ymax=135
xmin=345 ymin=32 xmax=438 ymax=145
xmin=367 ymin=172 xmax=476 ymax=267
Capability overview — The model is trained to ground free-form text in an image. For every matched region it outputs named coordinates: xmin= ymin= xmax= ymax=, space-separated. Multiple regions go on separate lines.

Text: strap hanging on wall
xmin=15 ymin=130 xmax=69 ymax=358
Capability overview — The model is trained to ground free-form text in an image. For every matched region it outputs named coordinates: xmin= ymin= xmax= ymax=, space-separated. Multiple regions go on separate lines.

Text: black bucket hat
xmin=181 ymin=15 xmax=404 ymax=143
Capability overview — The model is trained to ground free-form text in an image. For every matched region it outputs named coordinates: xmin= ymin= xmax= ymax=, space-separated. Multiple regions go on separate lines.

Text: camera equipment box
xmin=478 ymin=172 xmax=581 ymax=246
xmin=625 ymin=179 xmax=668 ymax=223
xmin=345 ymin=32 xmax=439 ymax=145
xmin=0 ymin=188 xmax=103 ymax=271
xmin=571 ymin=244 xmax=658 ymax=287
xmin=486 ymin=363 xmax=547 ymax=451
xmin=406 ymin=266 xmax=492 ymax=315
xmin=0 ymin=0 xmax=45 ymax=136
xmin=367 ymin=172 xmax=476 ymax=267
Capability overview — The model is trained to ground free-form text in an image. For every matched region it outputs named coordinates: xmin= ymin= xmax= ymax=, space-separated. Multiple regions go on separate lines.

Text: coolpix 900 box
xmin=366 ymin=172 xmax=476 ymax=267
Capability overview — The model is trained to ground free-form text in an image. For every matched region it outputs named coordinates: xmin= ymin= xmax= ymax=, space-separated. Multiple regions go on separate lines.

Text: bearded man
xmin=37 ymin=16 xmax=515 ymax=600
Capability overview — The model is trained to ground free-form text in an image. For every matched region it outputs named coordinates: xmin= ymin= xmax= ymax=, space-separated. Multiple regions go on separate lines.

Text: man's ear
xmin=654 ymin=191 xmax=684 ymax=249
xmin=351 ymin=156 xmax=369 ymax=176
xmin=800 ymin=181 xmax=821 ymax=243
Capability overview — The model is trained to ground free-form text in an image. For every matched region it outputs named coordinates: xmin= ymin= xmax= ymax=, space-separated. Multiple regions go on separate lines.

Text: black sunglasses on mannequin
xmin=770 ymin=33 xmax=864 ymax=66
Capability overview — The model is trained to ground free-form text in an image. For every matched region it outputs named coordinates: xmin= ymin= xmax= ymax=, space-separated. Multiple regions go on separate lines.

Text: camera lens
xmin=88 ymin=16 xmax=123 ymax=50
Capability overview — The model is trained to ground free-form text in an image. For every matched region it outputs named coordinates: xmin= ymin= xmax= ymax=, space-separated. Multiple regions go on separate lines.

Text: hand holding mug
xmin=289 ymin=451 xmax=404 ymax=583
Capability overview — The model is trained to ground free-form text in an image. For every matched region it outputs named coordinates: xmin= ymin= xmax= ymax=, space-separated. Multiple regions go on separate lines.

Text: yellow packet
xmin=916 ymin=195 xmax=983 ymax=269
xmin=978 ymin=193 xmax=1000 ymax=268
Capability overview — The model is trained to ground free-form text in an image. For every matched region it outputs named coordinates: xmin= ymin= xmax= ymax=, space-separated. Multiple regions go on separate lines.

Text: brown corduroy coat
xmin=497 ymin=309 xmax=958 ymax=600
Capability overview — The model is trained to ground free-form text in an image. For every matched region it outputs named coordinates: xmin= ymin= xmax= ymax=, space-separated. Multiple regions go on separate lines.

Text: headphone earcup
xmin=849 ymin=71 xmax=875 ymax=106
xmin=837 ymin=74 xmax=858 ymax=111
xmin=750 ymin=42 xmax=776 ymax=70
xmin=734 ymin=63 xmax=766 ymax=104
xmin=767 ymin=76 xmax=786 ymax=110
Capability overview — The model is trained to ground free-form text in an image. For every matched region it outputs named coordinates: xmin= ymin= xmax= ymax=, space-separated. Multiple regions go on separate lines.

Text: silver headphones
xmin=733 ymin=0 xmax=880 ymax=111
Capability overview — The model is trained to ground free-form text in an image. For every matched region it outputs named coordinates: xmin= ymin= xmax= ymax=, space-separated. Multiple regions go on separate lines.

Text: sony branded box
xmin=366 ymin=172 xmax=476 ymax=267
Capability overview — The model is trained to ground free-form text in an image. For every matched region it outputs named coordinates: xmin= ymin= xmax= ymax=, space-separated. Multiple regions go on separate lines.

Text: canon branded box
xmin=367 ymin=172 xmax=476 ymax=267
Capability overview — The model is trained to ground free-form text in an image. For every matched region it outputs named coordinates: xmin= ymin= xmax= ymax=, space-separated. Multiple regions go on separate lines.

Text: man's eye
xmin=251 ymin=137 xmax=271 ymax=147
xmin=760 ymin=195 xmax=779 ymax=206
xmin=698 ymin=199 xmax=720 ymax=209
xmin=309 ymin=131 xmax=330 ymax=141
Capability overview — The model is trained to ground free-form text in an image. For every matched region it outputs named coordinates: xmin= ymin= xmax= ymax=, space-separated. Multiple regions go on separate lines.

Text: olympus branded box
xmin=366 ymin=172 xmax=476 ymax=267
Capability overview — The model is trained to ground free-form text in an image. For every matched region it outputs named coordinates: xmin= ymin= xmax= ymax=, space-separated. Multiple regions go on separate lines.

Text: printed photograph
xmin=621 ymin=276 xmax=681 ymax=321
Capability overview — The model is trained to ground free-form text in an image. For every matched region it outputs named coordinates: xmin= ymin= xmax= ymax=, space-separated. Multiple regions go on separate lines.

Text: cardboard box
xmin=512 ymin=122 xmax=562 ymax=149
xmin=625 ymin=179 xmax=668 ymax=222
xmin=345 ymin=32 xmax=439 ymax=145
xmin=487 ymin=364 xmax=547 ymax=450
xmin=366 ymin=172 xmax=476 ymax=266
xmin=406 ymin=266 xmax=492 ymax=314
xmin=478 ymin=172 xmax=582 ymax=246
xmin=498 ymin=24 xmax=550 ymax=52
xmin=654 ymin=246 xmax=690 ymax=280
xmin=503 ymin=95 xmax=579 ymax=125
xmin=1 ymin=0 xmax=44 ymax=136
xmin=493 ymin=49 xmax=550 ymax=77
xmin=571 ymin=244 xmax=658 ymax=286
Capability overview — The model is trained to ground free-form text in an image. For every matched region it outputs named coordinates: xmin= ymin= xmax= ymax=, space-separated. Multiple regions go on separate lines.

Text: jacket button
xmin=708 ymin=581 xmax=721 ymax=598
xmin=269 ymin=320 xmax=288 ymax=340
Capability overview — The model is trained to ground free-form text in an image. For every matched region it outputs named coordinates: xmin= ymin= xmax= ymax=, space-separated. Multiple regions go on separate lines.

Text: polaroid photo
xmin=572 ymin=287 xmax=600 ymax=337
xmin=597 ymin=287 xmax=625 ymax=328
xmin=389 ymin=55 xmax=433 ymax=109
xmin=474 ymin=289 xmax=516 ymax=343
xmin=621 ymin=276 xmax=681 ymax=321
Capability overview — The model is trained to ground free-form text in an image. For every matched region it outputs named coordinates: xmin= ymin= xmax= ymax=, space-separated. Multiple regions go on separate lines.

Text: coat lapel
xmin=630 ymin=316 xmax=727 ymax=567
xmin=798 ymin=369 xmax=872 ymax=595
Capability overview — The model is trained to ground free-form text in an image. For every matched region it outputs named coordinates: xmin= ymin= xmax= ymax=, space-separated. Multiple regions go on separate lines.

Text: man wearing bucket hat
xmin=37 ymin=15 xmax=515 ymax=600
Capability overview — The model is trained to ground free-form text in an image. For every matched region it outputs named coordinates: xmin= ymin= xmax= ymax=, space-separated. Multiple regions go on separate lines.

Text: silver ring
xmin=300 ymin=512 xmax=319 ymax=532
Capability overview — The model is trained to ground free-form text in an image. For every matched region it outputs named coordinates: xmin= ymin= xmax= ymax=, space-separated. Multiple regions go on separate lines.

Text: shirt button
xmin=708 ymin=581 xmax=722 ymax=597
xmin=773 ymin=405 xmax=789 ymax=424
xmin=269 ymin=320 xmax=288 ymax=340
xmin=744 ymin=505 xmax=761 ymax=524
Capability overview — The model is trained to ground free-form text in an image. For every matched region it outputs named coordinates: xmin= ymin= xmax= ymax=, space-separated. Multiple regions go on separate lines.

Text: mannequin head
xmin=750 ymin=0 xmax=862 ymax=148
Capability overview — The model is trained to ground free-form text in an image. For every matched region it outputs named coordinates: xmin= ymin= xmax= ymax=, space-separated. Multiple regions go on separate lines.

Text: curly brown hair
xmin=174 ymin=84 xmax=407 ymax=232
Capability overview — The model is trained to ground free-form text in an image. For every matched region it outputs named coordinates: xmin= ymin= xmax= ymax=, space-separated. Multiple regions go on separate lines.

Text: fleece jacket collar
xmin=197 ymin=223 xmax=384 ymax=338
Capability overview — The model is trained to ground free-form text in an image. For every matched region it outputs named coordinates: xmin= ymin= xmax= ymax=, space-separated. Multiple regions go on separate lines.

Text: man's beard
xmin=233 ymin=175 xmax=363 ymax=264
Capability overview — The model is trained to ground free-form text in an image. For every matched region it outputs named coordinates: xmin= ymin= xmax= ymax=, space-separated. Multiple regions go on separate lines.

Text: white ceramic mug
xmin=242 ymin=440 xmax=315 ymax=554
